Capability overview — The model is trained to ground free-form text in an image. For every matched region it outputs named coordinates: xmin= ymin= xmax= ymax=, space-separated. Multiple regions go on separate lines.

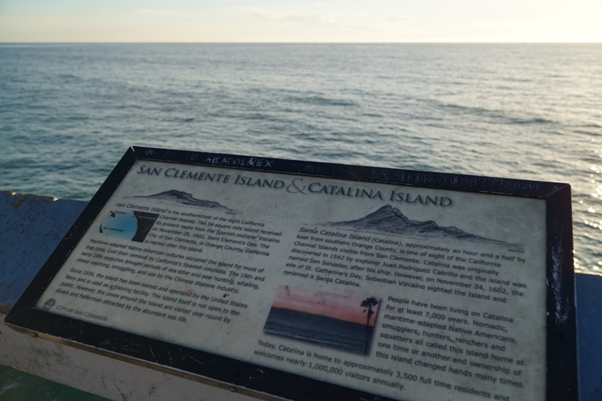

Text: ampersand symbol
xmin=286 ymin=178 xmax=307 ymax=194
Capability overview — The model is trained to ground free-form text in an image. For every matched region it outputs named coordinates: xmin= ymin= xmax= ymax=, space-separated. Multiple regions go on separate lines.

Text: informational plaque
xmin=5 ymin=147 xmax=577 ymax=401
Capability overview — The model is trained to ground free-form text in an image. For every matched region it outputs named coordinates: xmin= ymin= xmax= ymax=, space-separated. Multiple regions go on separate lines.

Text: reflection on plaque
xmin=5 ymin=147 xmax=578 ymax=401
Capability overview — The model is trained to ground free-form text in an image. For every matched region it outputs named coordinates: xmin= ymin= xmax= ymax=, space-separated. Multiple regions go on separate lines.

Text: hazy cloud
xmin=246 ymin=8 xmax=334 ymax=24
xmin=244 ymin=7 xmax=414 ymax=27
xmin=133 ymin=9 xmax=190 ymax=17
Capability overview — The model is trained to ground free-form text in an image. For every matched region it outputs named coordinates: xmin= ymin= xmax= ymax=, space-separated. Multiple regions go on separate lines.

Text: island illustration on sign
xmin=264 ymin=286 xmax=380 ymax=355
xmin=99 ymin=190 xmax=237 ymax=242
xmin=132 ymin=190 xmax=238 ymax=214
xmin=320 ymin=205 xmax=524 ymax=252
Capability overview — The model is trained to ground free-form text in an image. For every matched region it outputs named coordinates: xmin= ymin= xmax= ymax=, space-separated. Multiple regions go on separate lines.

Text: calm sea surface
xmin=0 ymin=43 xmax=600 ymax=398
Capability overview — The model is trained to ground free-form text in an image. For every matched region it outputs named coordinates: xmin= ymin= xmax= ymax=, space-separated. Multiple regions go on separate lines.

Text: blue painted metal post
xmin=0 ymin=191 xmax=86 ymax=311
xmin=575 ymin=273 xmax=602 ymax=400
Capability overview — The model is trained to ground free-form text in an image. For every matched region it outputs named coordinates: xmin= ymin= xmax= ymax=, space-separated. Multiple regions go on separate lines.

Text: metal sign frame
xmin=5 ymin=146 xmax=577 ymax=401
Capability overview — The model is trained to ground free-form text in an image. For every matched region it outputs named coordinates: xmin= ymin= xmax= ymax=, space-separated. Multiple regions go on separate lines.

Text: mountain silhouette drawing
xmin=324 ymin=205 xmax=523 ymax=251
xmin=134 ymin=190 xmax=238 ymax=214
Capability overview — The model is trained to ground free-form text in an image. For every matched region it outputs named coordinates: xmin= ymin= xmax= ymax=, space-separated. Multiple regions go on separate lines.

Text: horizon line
xmin=1 ymin=41 xmax=601 ymax=45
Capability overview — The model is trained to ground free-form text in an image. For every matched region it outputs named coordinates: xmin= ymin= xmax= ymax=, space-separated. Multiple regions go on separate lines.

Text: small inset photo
xmin=99 ymin=210 xmax=159 ymax=242
xmin=264 ymin=286 xmax=380 ymax=354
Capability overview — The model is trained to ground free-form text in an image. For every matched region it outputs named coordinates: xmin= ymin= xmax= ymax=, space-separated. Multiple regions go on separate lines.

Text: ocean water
xmin=0 ymin=43 xmax=600 ymax=399
xmin=1 ymin=44 xmax=600 ymax=274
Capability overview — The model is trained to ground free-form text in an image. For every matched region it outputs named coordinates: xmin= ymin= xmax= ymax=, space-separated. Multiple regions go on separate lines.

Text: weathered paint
xmin=0 ymin=312 xmax=255 ymax=401
xmin=0 ymin=191 xmax=86 ymax=310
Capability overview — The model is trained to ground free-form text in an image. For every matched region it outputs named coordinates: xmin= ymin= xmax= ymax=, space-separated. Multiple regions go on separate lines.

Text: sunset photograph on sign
xmin=264 ymin=285 xmax=380 ymax=354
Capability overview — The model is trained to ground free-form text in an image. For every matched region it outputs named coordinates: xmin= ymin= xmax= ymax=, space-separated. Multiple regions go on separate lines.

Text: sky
xmin=0 ymin=0 xmax=600 ymax=43
xmin=271 ymin=286 xmax=379 ymax=326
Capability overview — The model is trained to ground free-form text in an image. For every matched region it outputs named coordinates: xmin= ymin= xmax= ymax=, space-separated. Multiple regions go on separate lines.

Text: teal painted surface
xmin=0 ymin=192 xmax=86 ymax=308
xmin=0 ymin=365 xmax=108 ymax=401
